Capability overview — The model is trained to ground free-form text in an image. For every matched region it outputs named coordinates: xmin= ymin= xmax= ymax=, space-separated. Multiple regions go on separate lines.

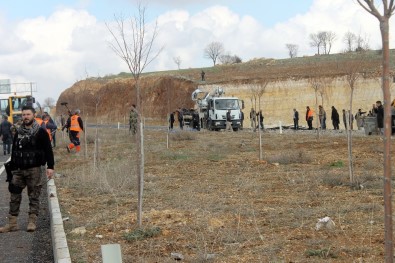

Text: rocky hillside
xmin=56 ymin=50 xmax=395 ymax=126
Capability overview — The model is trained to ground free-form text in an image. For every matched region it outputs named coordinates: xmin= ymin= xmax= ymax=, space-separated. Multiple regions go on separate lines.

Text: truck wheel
xmin=233 ymin=128 xmax=239 ymax=132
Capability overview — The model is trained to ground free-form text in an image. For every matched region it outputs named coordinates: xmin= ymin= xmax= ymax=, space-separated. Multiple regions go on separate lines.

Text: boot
xmin=76 ymin=145 xmax=81 ymax=152
xmin=27 ymin=214 xmax=37 ymax=232
xmin=0 ymin=215 xmax=18 ymax=233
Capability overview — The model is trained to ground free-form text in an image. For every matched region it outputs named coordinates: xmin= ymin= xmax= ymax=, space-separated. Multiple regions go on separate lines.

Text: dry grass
xmin=54 ymin=128 xmax=389 ymax=262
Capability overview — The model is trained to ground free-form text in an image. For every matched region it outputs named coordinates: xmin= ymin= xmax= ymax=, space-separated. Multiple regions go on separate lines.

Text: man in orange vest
xmin=65 ymin=109 xmax=84 ymax=153
xmin=43 ymin=114 xmax=57 ymax=143
xmin=306 ymin=106 xmax=314 ymax=130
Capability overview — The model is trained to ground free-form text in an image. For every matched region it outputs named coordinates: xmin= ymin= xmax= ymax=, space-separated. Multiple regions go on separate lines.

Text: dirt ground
xmin=54 ymin=126 xmax=391 ymax=263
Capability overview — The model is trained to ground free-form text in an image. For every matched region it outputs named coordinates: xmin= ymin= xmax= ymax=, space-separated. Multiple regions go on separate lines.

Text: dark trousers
xmin=307 ymin=119 xmax=313 ymax=130
xmin=69 ymin=130 xmax=80 ymax=146
xmin=293 ymin=119 xmax=299 ymax=130
xmin=9 ymin=167 xmax=42 ymax=216
xmin=2 ymin=142 xmax=11 ymax=154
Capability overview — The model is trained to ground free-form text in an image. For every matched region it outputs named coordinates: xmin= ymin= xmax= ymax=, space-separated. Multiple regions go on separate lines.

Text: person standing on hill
xmin=226 ymin=109 xmax=233 ymax=131
xmin=0 ymin=115 xmax=13 ymax=155
xmin=65 ymin=109 xmax=84 ymax=153
xmin=331 ymin=106 xmax=340 ymax=130
xmin=201 ymin=70 xmax=205 ymax=81
xmin=293 ymin=109 xmax=299 ymax=130
xmin=0 ymin=105 xmax=54 ymax=233
xmin=306 ymin=106 xmax=314 ymax=130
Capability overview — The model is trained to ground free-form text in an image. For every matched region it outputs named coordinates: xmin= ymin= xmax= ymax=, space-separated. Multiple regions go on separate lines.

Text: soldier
xmin=129 ymin=104 xmax=138 ymax=135
xmin=0 ymin=105 xmax=54 ymax=233
xmin=0 ymin=115 xmax=13 ymax=155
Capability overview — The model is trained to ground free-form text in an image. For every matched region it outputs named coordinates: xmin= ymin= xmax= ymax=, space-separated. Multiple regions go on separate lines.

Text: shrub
xmin=170 ymin=131 xmax=197 ymax=141
xmin=266 ymin=150 xmax=312 ymax=164
xmin=123 ymin=227 xmax=161 ymax=242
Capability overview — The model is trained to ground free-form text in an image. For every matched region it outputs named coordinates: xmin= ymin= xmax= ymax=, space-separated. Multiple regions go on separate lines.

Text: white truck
xmin=191 ymin=87 xmax=243 ymax=131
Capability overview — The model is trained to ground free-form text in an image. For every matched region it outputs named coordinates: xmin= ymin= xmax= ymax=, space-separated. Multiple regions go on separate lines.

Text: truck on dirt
xmin=191 ymin=87 xmax=243 ymax=131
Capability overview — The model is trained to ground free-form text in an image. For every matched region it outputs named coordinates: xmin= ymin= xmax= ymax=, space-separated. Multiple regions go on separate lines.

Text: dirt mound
xmin=56 ymin=76 xmax=196 ymax=123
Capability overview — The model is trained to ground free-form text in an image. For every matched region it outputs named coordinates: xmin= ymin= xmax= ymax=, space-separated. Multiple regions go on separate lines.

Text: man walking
xmin=0 ymin=105 xmax=54 ymax=233
xmin=65 ymin=109 xmax=84 ymax=153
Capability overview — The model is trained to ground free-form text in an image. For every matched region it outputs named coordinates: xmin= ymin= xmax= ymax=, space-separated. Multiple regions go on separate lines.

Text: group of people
xmin=291 ymin=101 xmax=385 ymax=132
xmin=249 ymin=108 xmax=264 ymax=131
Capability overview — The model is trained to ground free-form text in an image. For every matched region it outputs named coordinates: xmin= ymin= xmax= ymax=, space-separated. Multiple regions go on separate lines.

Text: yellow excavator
xmin=0 ymin=95 xmax=35 ymax=123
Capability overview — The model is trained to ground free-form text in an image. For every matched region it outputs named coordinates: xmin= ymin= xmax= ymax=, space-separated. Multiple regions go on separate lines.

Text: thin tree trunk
xmin=346 ymin=110 xmax=354 ymax=184
xmin=135 ymin=80 xmax=144 ymax=228
xmin=258 ymin=98 xmax=262 ymax=160
xmin=315 ymin=91 xmax=320 ymax=139
xmin=380 ymin=18 xmax=393 ymax=263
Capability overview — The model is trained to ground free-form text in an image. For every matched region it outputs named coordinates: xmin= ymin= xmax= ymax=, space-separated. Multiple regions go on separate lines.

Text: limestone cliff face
xmin=201 ymin=77 xmax=388 ymax=127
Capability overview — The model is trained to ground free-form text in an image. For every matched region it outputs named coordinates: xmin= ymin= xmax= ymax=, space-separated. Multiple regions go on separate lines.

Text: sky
xmin=0 ymin=0 xmax=392 ymax=103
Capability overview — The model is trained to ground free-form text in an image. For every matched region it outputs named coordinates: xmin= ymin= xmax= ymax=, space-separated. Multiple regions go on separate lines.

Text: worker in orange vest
xmin=34 ymin=114 xmax=47 ymax=130
xmin=43 ymin=114 xmax=57 ymax=143
xmin=306 ymin=106 xmax=314 ymax=130
xmin=65 ymin=109 xmax=84 ymax=153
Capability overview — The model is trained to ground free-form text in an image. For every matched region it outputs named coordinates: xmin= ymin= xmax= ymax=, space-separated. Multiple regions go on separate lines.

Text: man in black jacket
xmin=331 ymin=106 xmax=340 ymax=130
xmin=373 ymin=100 xmax=384 ymax=134
xmin=0 ymin=115 xmax=13 ymax=154
xmin=0 ymin=105 xmax=54 ymax=233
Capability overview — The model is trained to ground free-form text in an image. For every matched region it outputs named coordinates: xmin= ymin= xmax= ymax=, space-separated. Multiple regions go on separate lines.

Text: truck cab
xmin=0 ymin=95 xmax=35 ymax=123
xmin=193 ymin=87 xmax=243 ymax=131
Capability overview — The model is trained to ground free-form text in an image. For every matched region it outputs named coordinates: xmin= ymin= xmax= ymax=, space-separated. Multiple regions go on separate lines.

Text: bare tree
xmin=43 ymin=97 xmax=55 ymax=108
xmin=204 ymin=41 xmax=224 ymax=66
xmin=173 ymin=56 xmax=181 ymax=70
xmin=322 ymin=31 xmax=336 ymax=54
xmin=356 ymin=33 xmax=370 ymax=51
xmin=285 ymin=43 xmax=299 ymax=58
xmin=309 ymin=33 xmax=322 ymax=54
xmin=106 ymin=2 xmax=162 ymax=227
xmin=219 ymin=53 xmax=242 ymax=64
xmin=310 ymin=31 xmax=336 ymax=55
xmin=343 ymin=31 xmax=357 ymax=52
xmin=339 ymin=59 xmax=369 ymax=186
xmin=356 ymin=1 xmax=395 ymax=262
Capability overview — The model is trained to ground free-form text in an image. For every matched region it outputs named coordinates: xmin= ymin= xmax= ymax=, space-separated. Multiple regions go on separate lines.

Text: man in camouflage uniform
xmin=129 ymin=104 xmax=138 ymax=135
xmin=0 ymin=106 xmax=54 ymax=233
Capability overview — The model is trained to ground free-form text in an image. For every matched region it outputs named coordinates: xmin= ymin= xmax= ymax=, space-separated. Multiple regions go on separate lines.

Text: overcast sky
xmin=0 ymin=0 xmax=392 ymax=103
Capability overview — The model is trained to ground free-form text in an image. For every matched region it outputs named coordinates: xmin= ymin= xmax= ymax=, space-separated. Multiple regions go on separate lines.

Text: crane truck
xmin=192 ymin=87 xmax=243 ymax=131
